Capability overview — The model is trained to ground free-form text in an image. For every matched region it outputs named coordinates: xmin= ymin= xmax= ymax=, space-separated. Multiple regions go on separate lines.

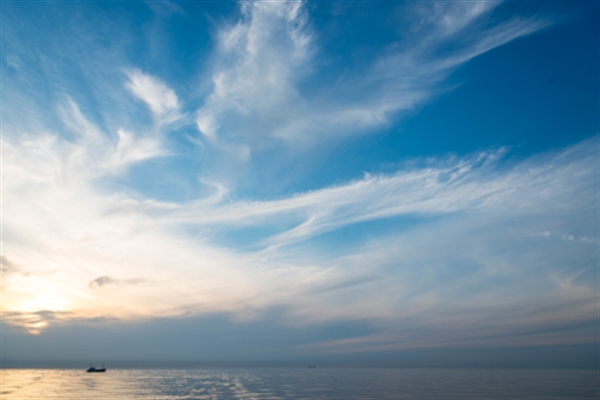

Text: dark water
xmin=2 ymin=367 xmax=597 ymax=399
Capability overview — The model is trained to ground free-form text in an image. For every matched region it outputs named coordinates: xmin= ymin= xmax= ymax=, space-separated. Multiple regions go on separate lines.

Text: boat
xmin=86 ymin=364 xmax=106 ymax=373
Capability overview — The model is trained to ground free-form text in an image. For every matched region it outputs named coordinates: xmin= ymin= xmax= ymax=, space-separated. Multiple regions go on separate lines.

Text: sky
xmin=1 ymin=0 xmax=598 ymax=368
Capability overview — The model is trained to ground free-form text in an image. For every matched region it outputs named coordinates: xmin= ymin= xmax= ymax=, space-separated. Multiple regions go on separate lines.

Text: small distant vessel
xmin=86 ymin=364 xmax=106 ymax=373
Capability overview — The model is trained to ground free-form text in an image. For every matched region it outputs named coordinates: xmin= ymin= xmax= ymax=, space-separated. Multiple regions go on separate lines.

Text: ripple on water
xmin=1 ymin=367 xmax=597 ymax=399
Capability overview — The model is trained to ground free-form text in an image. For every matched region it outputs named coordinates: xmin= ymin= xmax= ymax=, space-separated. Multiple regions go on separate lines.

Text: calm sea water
xmin=1 ymin=367 xmax=597 ymax=399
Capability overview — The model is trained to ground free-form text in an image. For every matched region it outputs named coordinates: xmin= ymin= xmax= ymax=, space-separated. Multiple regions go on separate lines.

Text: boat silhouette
xmin=86 ymin=364 xmax=106 ymax=373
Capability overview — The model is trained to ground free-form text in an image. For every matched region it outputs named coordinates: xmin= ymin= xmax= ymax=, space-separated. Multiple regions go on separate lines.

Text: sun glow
xmin=3 ymin=272 xmax=81 ymax=334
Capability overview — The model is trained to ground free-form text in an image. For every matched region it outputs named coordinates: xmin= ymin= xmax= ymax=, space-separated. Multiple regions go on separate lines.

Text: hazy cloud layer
xmin=1 ymin=0 xmax=595 ymax=358
xmin=4 ymin=126 xmax=596 ymax=346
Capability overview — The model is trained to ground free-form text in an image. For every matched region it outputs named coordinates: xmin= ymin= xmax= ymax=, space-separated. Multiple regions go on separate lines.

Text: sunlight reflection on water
xmin=2 ymin=367 xmax=597 ymax=399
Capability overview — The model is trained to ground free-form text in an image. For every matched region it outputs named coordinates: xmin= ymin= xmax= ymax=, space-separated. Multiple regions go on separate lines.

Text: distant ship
xmin=86 ymin=364 xmax=106 ymax=373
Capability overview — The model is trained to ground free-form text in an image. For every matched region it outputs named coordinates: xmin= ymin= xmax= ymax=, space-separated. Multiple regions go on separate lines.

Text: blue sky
xmin=2 ymin=0 xmax=598 ymax=367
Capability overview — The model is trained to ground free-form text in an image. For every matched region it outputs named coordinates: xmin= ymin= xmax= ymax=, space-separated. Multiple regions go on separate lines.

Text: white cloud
xmin=3 ymin=126 xmax=596 ymax=343
xmin=194 ymin=0 xmax=546 ymax=153
xmin=196 ymin=0 xmax=311 ymax=147
xmin=56 ymin=98 xmax=169 ymax=176
xmin=113 ymin=128 xmax=168 ymax=169
xmin=159 ymin=140 xmax=595 ymax=253
xmin=2 ymin=0 xmax=593 ymax=352
xmin=126 ymin=69 xmax=182 ymax=124
xmin=410 ymin=1 xmax=500 ymax=39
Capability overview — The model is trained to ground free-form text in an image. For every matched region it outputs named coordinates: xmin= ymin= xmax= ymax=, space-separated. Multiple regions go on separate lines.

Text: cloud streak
xmin=159 ymin=142 xmax=594 ymax=253
xmin=194 ymin=0 xmax=546 ymax=157
xmin=126 ymin=69 xmax=182 ymax=125
xmin=1 ymin=0 xmax=594 ymax=359
xmin=3 ymin=125 xmax=596 ymax=346
xmin=89 ymin=275 xmax=146 ymax=288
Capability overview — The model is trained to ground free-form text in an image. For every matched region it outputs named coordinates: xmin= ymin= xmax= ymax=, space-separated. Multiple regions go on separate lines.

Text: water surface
xmin=2 ymin=367 xmax=597 ymax=399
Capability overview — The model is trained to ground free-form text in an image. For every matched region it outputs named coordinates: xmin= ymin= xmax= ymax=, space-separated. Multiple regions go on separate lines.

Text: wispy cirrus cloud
xmin=194 ymin=0 xmax=546 ymax=157
xmin=196 ymin=0 xmax=312 ymax=148
xmin=3 ymin=118 xmax=596 ymax=345
xmin=56 ymin=97 xmax=169 ymax=176
xmin=158 ymin=140 xmax=593 ymax=254
xmin=409 ymin=1 xmax=501 ymax=38
xmin=2 ymin=0 xmax=595 ymax=360
xmin=126 ymin=68 xmax=183 ymax=125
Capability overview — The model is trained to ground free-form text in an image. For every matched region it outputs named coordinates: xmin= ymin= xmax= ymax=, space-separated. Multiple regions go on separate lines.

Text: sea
xmin=1 ymin=367 xmax=597 ymax=399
